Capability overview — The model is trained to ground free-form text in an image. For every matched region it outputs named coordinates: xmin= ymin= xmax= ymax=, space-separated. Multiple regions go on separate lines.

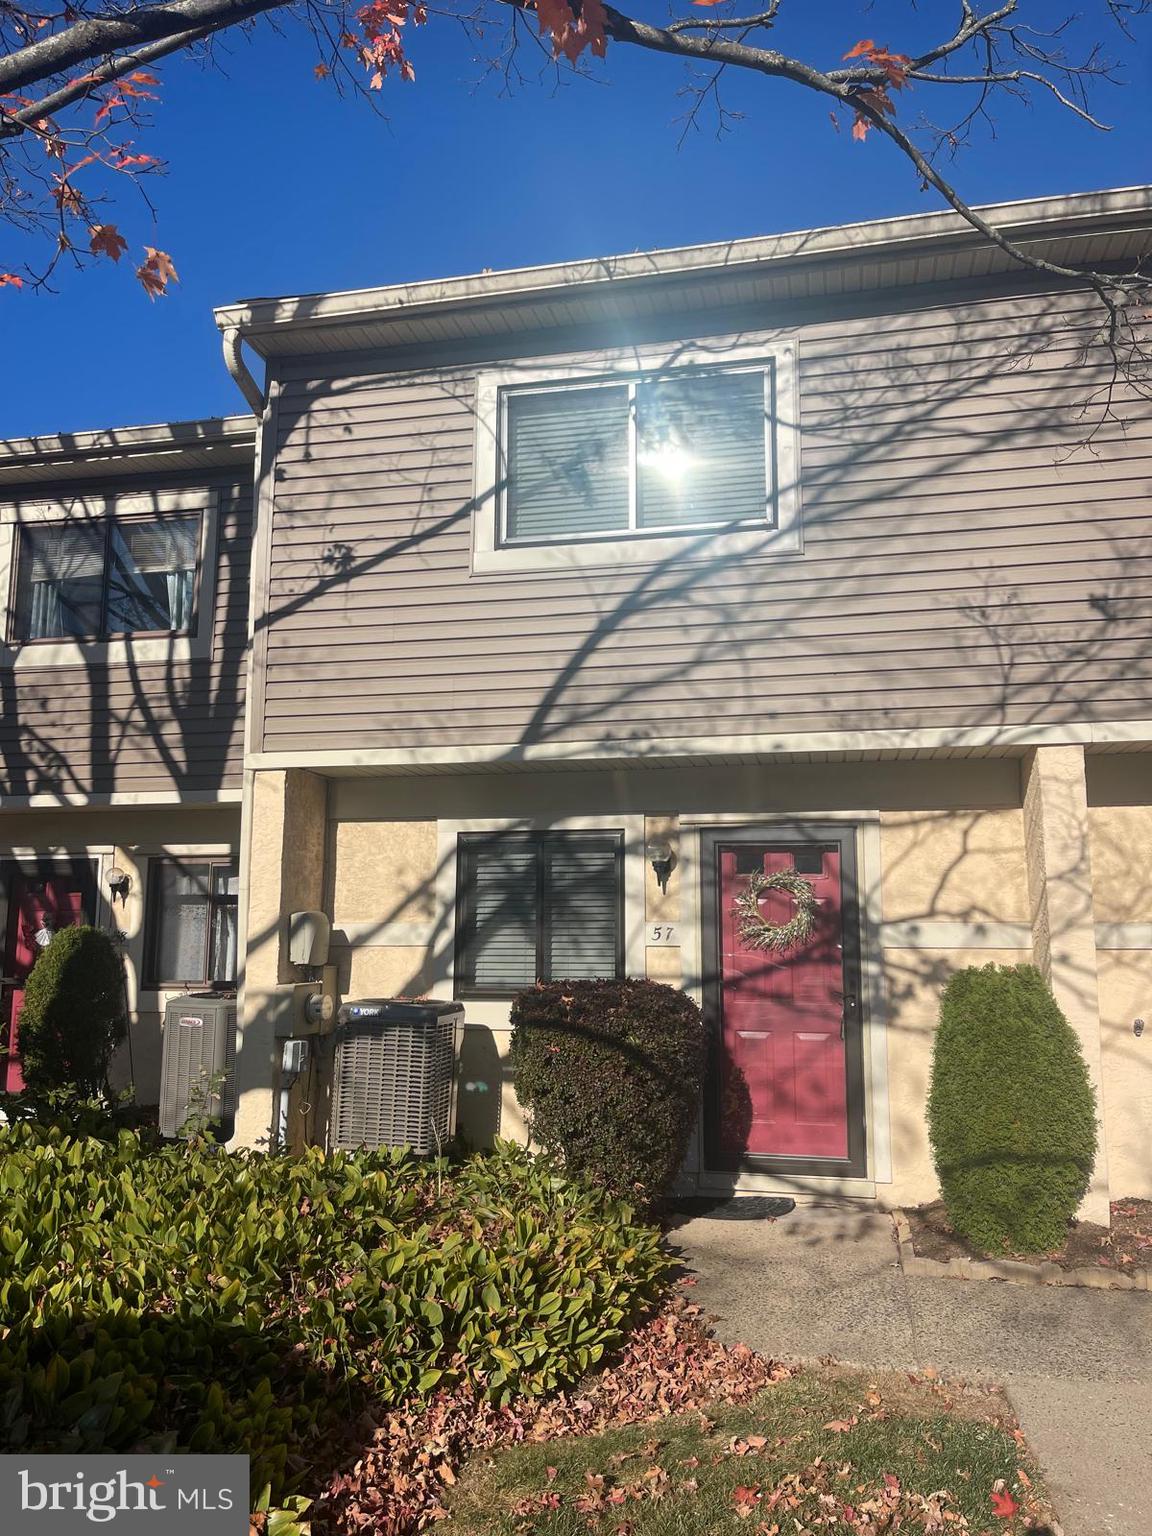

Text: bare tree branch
xmin=0 ymin=0 xmax=283 ymax=95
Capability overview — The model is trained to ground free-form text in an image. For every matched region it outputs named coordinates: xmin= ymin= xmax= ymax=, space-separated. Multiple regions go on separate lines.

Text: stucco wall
xmin=234 ymin=769 xmax=327 ymax=1147
xmin=876 ymin=808 xmax=1032 ymax=1206
xmin=879 ymin=808 xmax=1029 ymax=925
xmin=880 ymin=944 xmax=1034 ymax=1208
xmin=1089 ymin=796 xmax=1152 ymax=1200
xmin=321 ymin=777 xmax=1056 ymax=1199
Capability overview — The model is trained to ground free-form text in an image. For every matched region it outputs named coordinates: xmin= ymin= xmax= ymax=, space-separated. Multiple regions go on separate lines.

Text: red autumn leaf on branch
xmin=841 ymin=37 xmax=912 ymax=140
xmin=89 ymin=223 xmax=128 ymax=260
xmin=136 ymin=245 xmax=178 ymax=298
xmin=0 ymin=273 xmax=24 ymax=288
xmin=990 ymin=1487 xmax=1020 ymax=1518
xmin=94 ymin=92 xmax=126 ymax=124
xmin=533 ymin=0 xmax=608 ymax=63
xmin=844 ymin=39 xmax=911 ymax=87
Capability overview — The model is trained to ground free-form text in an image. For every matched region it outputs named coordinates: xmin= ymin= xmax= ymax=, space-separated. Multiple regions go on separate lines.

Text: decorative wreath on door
xmin=733 ymin=870 xmax=819 ymax=953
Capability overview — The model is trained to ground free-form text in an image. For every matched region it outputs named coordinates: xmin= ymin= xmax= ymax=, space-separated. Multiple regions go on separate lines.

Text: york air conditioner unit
xmin=329 ymin=999 xmax=464 ymax=1154
xmin=159 ymin=992 xmax=237 ymax=1139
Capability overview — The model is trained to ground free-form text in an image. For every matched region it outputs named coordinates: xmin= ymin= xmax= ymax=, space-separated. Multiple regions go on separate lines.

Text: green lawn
xmin=445 ymin=1368 xmax=1051 ymax=1534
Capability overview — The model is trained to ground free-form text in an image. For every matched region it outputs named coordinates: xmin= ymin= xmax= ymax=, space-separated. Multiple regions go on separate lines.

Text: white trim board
xmin=880 ymin=919 xmax=1152 ymax=951
xmin=1096 ymin=923 xmax=1152 ymax=950
xmin=333 ymin=920 xmax=436 ymax=947
xmin=880 ymin=920 xmax=1032 ymax=950
xmin=246 ymin=719 xmax=1152 ymax=774
xmin=0 ymin=790 xmax=243 ymax=810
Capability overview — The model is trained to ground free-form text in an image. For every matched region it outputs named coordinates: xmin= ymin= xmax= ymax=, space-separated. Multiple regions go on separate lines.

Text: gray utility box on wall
xmin=159 ymin=992 xmax=238 ymax=1139
xmin=329 ymin=999 xmax=465 ymax=1154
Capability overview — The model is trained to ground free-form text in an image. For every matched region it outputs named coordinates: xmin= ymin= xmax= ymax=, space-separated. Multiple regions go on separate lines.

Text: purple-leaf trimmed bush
xmin=509 ymin=978 xmax=707 ymax=1208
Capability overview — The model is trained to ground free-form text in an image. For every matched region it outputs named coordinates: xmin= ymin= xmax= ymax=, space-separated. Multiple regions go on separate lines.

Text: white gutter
xmin=0 ymin=413 xmax=255 ymax=467
xmin=213 ymin=185 xmax=1151 ymax=344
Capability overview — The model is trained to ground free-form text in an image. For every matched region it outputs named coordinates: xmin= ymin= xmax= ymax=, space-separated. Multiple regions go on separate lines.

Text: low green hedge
xmin=0 ymin=1127 xmax=669 ymax=1503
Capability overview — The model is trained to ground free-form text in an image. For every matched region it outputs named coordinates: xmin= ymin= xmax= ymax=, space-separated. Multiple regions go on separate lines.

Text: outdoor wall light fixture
xmin=646 ymin=842 xmax=677 ymax=895
xmin=106 ymin=866 xmax=132 ymax=906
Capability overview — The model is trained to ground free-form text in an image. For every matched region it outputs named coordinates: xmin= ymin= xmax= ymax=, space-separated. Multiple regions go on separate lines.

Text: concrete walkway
xmin=672 ymin=1205 xmax=1152 ymax=1536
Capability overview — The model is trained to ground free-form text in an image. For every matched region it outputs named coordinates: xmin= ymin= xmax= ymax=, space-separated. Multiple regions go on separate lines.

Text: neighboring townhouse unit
xmin=0 ymin=416 xmax=255 ymax=1102
xmin=3 ymin=186 xmax=1149 ymax=1215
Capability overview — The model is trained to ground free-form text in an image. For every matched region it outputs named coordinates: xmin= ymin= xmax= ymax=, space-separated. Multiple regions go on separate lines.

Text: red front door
xmin=715 ymin=841 xmax=856 ymax=1165
xmin=2 ymin=868 xmax=93 ymax=1092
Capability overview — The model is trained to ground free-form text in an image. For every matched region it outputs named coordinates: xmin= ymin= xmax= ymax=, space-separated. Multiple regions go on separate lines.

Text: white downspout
xmin=221 ymin=325 xmax=265 ymax=414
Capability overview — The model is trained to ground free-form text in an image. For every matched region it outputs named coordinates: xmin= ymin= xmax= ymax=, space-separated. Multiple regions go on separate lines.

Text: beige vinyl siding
xmin=256 ymin=283 xmax=1152 ymax=756
xmin=0 ymin=477 xmax=251 ymax=797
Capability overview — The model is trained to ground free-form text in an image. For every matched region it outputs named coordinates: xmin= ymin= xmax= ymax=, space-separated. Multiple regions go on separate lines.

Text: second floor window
xmin=145 ymin=857 xmax=239 ymax=989
xmin=13 ymin=514 xmax=199 ymax=643
xmin=501 ymin=366 xmax=772 ymax=545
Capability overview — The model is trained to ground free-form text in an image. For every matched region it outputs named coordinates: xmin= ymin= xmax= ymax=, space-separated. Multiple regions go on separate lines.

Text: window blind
xmin=505 ymin=385 xmax=630 ymax=540
xmin=458 ymin=833 xmax=623 ymax=993
xmin=546 ymin=839 xmax=620 ymax=979
xmin=636 ymin=370 xmax=768 ymax=529
xmin=470 ymin=841 xmax=539 ymax=990
xmin=17 ymin=522 xmax=105 ymax=639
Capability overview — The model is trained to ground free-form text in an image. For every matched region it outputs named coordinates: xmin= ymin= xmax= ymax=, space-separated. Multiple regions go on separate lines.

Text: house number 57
xmin=647 ymin=924 xmax=679 ymax=946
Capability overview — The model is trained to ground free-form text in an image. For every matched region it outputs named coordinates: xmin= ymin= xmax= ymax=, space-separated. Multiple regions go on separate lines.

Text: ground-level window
xmin=454 ymin=832 xmax=624 ymax=997
xmin=145 ymin=857 xmax=239 ymax=988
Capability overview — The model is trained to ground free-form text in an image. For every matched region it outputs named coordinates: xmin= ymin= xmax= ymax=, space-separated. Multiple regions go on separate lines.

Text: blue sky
xmin=3 ymin=2 xmax=1149 ymax=437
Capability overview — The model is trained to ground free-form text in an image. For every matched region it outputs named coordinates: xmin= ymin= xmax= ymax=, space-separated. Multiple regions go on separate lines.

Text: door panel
xmin=704 ymin=830 xmax=866 ymax=1175
xmin=2 ymin=867 xmax=94 ymax=1093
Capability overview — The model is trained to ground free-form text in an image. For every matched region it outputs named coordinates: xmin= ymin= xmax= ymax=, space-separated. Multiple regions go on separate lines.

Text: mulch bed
xmin=905 ymin=1197 xmax=1152 ymax=1273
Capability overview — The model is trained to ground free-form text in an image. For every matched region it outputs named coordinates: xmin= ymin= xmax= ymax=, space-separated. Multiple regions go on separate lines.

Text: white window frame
xmin=472 ymin=340 xmax=801 ymax=576
xmin=0 ymin=488 xmax=218 ymax=669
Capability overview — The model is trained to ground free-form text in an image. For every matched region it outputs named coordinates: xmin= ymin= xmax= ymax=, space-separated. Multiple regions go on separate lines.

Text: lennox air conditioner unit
xmin=159 ymin=992 xmax=237 ymax=1139
xmin=329 ymin=999 xmax=465 ymax=1154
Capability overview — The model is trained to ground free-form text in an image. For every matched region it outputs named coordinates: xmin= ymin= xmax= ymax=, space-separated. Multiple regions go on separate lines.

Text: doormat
xmin=667 ymin=1195 xmax=796 ymax=1221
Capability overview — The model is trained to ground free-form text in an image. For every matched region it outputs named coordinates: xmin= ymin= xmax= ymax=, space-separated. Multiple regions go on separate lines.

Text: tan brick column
xmin=1022 ymin=745 xmax=1110 ymax=1223
xmin=231 ymin=767 xmax=328 ymax=1149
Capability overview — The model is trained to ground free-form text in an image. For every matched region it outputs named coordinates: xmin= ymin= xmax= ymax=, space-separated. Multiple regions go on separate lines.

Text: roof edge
xmin=0 ymin=412 xmax=257 ymax=474
xmin=214 ymin=185 xmax=1151 ymax=348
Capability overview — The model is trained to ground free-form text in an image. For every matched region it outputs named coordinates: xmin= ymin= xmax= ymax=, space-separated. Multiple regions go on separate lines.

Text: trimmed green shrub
xmin=927 ymin=963 xmax=1097 ymax=1254
xmin=509 ymin=978 xmax=707 ymax=1207
xmin=15 ymin=925 xmax=127 ymax=1097
xmin=0 ymin=1129 xmax=668 ymax=1503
